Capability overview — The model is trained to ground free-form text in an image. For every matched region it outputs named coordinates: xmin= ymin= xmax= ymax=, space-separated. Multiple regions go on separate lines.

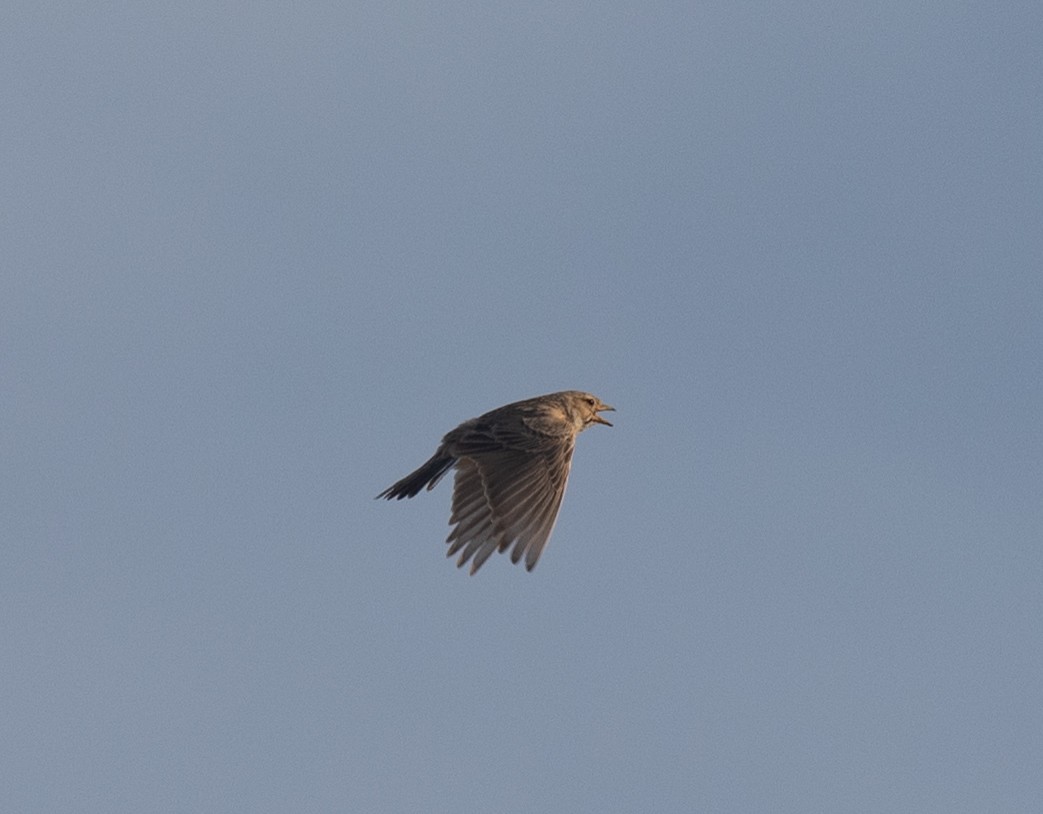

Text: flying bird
xmin=377 ymin=390 xmax=614 ymax=574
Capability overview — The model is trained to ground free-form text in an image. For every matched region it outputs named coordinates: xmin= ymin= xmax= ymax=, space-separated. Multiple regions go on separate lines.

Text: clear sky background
xmin=4 ymin=3 xmax=1041 ymax=812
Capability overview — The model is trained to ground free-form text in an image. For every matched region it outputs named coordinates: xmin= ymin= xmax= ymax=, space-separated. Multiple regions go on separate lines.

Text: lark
xmin=377 ymin=391 xmax=614 ymax=574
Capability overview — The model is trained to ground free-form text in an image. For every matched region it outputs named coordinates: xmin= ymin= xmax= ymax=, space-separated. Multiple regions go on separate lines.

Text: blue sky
xmin=4 ymin=3 xmax=1041 ymax=812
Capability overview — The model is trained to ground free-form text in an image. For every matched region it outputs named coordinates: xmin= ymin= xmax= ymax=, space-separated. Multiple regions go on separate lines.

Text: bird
xmin=376 ymin=390 xmax=614 ymax=574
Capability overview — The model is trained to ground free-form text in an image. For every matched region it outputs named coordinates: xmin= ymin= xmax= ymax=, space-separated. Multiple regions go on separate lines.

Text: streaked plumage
xmin=376 ymin=391 xmax=614 ymax=574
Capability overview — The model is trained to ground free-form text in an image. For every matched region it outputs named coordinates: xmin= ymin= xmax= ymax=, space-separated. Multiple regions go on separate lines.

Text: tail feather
xmin=376 ymin=452 xmax=455 ymax=500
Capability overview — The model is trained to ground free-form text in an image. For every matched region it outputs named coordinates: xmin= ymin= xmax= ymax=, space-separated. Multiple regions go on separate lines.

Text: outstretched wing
xmin=445 ymin=439 xmax=574 ymax=574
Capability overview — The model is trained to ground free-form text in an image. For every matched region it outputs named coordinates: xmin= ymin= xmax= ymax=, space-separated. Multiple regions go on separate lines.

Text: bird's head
xmin=564 ymin=391 xmax=614 ymax=430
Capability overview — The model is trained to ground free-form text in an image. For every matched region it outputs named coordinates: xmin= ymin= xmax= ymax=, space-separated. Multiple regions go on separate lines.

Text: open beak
xmin=593 ymin=404 xmax=615 ymax=426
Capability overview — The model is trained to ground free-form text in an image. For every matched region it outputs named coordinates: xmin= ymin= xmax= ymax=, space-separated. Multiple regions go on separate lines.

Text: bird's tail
xmin=376 ymin=451 xmax=455 ymax=500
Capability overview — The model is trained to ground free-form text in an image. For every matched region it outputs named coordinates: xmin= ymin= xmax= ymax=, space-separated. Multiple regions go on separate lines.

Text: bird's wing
xmin=445 ymin=457 xmax=498 ymax=570
xmin=446 ymin=440 xmax=574 ymax=574
xmin=444 ymin=410 xmax=567 ymax=457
